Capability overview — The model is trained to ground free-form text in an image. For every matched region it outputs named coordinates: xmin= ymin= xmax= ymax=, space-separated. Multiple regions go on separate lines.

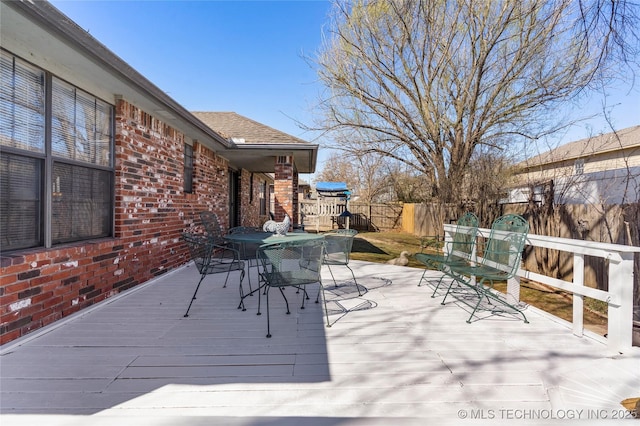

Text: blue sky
xmin=50 ymin=0 xmax=331 ymax=177
xmin=50 ymin=0 xmax=639 ymax=179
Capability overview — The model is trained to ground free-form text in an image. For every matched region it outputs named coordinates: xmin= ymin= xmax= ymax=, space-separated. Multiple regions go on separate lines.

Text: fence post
xmin=607 ymin=253 xmax=634 ymax=353
xmin=572 ymin=253 xmax=584 ymax=337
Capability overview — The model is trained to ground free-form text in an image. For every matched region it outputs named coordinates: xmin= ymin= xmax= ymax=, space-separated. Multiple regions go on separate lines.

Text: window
xmin=0 ymin=154 xmax=43 ymax=249
xmin=184 ymin=143 xmax=193 ymax=193
xmin=574 ymin=159 xmax=584 ymax=175
xmin=0 ymin=50 xmax=114 ymax=251
xmin=51 ymin=78 xmax=111 ymax=166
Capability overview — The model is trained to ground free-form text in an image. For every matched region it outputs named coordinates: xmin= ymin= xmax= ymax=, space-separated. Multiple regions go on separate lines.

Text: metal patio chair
xmin=440 ymin=214 xmax=530 ymax=323
xmin=228 ymin=225 xmax=262 ymax=294
xmin=199 ymin=211 xmax=226 ymax=245
xmin=181 ymin=232 xmax=246 ymax=317
xmin=415 ymin=212 xmax=479 ymax=297
xmin=256 ymin=238 xmax=328 ymax=338
xmin=323 ymin=229 xmax=362 ymax=296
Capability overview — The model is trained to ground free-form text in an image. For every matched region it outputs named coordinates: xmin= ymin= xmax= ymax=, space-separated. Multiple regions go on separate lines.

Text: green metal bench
xmin=415 ymin=212 xmax=479 ymax=297
xmin=440 ymin=214 xmax=530 ymax=323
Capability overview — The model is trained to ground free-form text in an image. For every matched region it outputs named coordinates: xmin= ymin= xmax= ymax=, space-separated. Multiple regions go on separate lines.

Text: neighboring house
xmin=506 ymin=125 xmax=640 ymax=205
xmin=0 ymin=1 xmax=317 ymax=344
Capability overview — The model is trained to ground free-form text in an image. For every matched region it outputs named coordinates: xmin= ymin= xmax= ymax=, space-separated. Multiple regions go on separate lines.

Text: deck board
xmin=1 ymin=260 xmax=638 ymax=425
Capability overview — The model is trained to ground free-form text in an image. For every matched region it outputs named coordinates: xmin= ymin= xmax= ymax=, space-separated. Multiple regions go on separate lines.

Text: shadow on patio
xmin=1 ymin=261 xmax=639 ymax=424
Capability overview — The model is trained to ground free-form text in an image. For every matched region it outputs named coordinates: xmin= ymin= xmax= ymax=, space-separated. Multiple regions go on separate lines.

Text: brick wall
xmin=237 ymin=171 xmax=270 ymax=228
xmin=0 ymin=100 xmax=239 ymax=345
xmin=274 ymin=155 xmax=296 ymax=228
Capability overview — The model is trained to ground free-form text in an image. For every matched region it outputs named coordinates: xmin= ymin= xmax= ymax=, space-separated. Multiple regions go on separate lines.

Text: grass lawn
xmin=351 ymin=230 xmax=608 ymax=336
xmin=350 ymin=230 xmax=427 ymax=268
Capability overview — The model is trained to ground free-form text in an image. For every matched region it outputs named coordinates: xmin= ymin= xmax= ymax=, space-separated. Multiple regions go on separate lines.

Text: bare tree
xmin=314 ymin=0 xmax=639 ymax=204
xmin=315 ymin=148 xmax=391 ymax=203
xmin=384 ymin=161 xmax=433 ymax=203
xmin=315 ymin=151 xmax=359 ymax=192
xmin=464 ymin=148 xmax=516 ymax=224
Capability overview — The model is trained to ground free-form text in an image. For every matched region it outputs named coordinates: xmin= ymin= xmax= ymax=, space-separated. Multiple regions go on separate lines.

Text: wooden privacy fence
xmin=403 ymin=203 xmax=462 ymax=237
xmin=299 ymin=200 xmax=403 ymax=232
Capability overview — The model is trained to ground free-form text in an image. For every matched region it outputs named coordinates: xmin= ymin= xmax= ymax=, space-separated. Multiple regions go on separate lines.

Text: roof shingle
xmin=192 ymin=111 xmax=310 ymax=145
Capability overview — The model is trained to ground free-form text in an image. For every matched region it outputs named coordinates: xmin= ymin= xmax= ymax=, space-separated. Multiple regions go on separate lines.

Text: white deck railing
xmin=443 ymin=224 xmax=640 ymax=353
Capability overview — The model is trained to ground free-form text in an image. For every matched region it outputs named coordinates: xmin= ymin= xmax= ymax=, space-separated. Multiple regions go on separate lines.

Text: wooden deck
xmin=1 ymin=260 xmax=639 ymax=425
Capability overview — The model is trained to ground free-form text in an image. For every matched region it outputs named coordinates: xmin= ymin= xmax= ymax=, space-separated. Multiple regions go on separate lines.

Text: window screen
xmin=0 ymin=153 xmax=42 ymax=250
xmin=52 ymin=162 xmax=111 ymax=244
xmin=184 ymin=143 xmax=193 ymax=193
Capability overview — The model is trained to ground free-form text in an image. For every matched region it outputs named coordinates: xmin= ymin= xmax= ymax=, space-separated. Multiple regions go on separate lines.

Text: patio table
xmin=224 ymin=232 xmax=325 ymax=308
xmin=225 ymin=231 xmax=324 ymax=246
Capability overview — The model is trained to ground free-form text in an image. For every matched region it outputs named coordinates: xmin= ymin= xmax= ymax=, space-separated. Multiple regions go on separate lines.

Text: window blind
xmin=0 ymin=153 xmax=42 ymax=250
xmin=52 ymin=77 xmax=111 ymax=167
xmin=0 ymin=50 xmax=45 ymax=153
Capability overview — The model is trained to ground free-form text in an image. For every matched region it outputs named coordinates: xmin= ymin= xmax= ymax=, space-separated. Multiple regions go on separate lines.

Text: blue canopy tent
xmin=316 ymin=181 xmax=350 ymax=198
xmin=315 ymin=182 xmax=351 ymax=230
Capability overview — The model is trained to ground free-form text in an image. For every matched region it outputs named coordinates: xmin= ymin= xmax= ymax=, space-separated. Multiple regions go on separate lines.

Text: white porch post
xmin=607 ymin=253 xmax=635 ymax=353
xmin=572 ymin=253 xmax=584 ymax=337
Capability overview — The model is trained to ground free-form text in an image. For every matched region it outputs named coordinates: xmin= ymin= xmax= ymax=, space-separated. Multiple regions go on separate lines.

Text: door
xmin=229 ymin=169 xmax=240 ymax=228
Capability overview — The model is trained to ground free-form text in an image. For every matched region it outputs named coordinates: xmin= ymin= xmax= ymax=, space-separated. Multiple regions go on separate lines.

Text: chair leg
xmin=279 ymin=287 xmax=291 ymax=314
xmin=466 ymin=279 xmax=493 ymax=323
xmin=184 ymin=273 xmax=206 ymax=317
xmin=440 ymin=274 xmax=459 ymax=306
xmin=300 ymin=285 xmax=307 ymax=309
xmin=237 ymin=269 xmax=246 ymax=311
xmin=466 ymin=293 xmax=484 ymax=323
xmin=346 ymin=264 xmax=361 ymax=296
xmin=326 ymin=264 xmax=339 ymax=288
xmin=257 ymin=277 xmax=263 ymax=316
xmin=245 ymin=259 xmax=253 ymax=295
xmin=266 ymin=286 xmax=272 ymax=338
xmin=418 ymin=268 xmax=428 ymax=287
xmin=431 ymin=274 xmax=447 ymax=298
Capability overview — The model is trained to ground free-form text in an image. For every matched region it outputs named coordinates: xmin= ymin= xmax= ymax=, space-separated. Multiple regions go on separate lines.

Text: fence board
xmin=299 ymin=200 xmax=403 ymax=232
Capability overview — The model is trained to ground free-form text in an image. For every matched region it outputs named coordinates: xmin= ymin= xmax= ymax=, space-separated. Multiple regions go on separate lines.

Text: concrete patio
xmin=1 ymin=260 xmax=638 ymax=425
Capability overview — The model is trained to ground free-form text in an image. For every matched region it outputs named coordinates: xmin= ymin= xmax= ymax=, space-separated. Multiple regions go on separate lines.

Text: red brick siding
xmin=0 ymin=99 xmax=253 ymax=345
xmin=192 ymin=141 xmax=230 ymax=231
xmin=237 ymin=170 xmax=265 ymax=228
xmin=273 ymin=156 xmax=298 ymax=228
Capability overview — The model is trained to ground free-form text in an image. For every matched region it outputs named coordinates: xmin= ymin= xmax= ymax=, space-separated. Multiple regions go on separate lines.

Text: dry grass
xmin=350 ymin=230 xmax=426 ymax=267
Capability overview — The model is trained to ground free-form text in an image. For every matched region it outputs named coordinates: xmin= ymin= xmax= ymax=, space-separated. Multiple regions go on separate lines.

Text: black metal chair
xmin=199 ymin=211 xmax=226 ymax=245
xmin=181 ymin=232 xmax=246 ymax=317
xmin=228 ymin=226 xmax=262 ymax=294
xmin=323 ymin=229 xmax=362 ymax=296
xmin=256 ymin=238 xmax=327 ymax=338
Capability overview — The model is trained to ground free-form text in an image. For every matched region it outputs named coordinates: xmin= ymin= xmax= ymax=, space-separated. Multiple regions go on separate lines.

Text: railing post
xmin=607 ymin=253 xmax=634 ymax=353
xmin=572 ymin=253 xmax=584 ymax=337
xmin=506 ymin=276 xmax=521 ymax=305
